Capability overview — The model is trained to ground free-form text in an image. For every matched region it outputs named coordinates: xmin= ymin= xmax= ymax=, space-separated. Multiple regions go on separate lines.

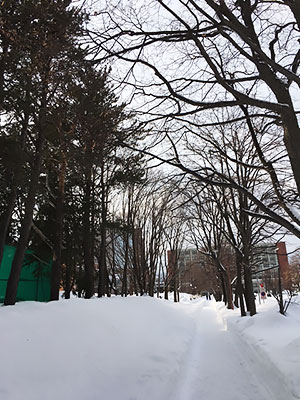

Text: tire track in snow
xmin=172 ymin=300 xmax=294 ymax=400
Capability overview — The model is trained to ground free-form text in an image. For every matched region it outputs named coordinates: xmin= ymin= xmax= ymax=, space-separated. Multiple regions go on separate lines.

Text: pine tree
xmin=2 ymin=0 xmax=87 ymax=305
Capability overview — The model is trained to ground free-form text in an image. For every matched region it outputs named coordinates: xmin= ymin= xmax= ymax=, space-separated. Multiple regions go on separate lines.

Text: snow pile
xmin=219 ymin=295 xmax=300 ymax=399
xmin=167 ymin=292 xmax=201 ymax=303
xmin=1 ymin=294 xmax=299 ymax=400
xmin=0 ymin=296 xmax=195 ymax=400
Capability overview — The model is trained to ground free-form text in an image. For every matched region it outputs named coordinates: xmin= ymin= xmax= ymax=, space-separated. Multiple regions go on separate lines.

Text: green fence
xmin=0 ymin=245 xmax=52 ymax=303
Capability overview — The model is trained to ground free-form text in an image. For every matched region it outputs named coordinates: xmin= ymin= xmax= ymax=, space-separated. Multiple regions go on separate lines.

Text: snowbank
xmin=1 ymin=294 xmax=299 ymax=400
xmin=0 ymin=296 xmax=195 ymax=400
xmin=219 ymin=295 xmax=300 ymax=399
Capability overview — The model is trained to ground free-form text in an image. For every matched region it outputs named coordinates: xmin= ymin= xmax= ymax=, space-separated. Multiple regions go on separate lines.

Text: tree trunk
xmin=4 ymin=126 xmax=45 ymax=305
xmin=282 ymin=115 xmax=300 ymax=196
xmin=278 ymin=265 xmax=285 ymax=315
xmin=219 ymin=271 xmax=227 ymax=305
xmin=236 ymin=251 xmax=246 ymax=317
xmin=132 ymin=228 xmax=144 ymax=294
xmin=83 ymin=156 xmax=94 ymax=299
xmin=0 ymin=41 xmax=8 ymax=107
xmin=0 ymin=185 xmax=17 ymax=266
xmin=243 ymin=263 xmax=256 ymax=316
xmin=50 ymin=150 xmax=66 ymax=301
xmin=164 ymin=286 xmax=169 ymax=300
xmin=121 ymin=232 xmax=129 ymax=297
xmin=121 ymin=189 xmax=132 ymax=297
xmin=64 ymin=261 xmax=71 ymax=299
xmin=0 ymin=110 xmax=29 ymax=266
xmin=225 ymin=268 xmax=234 ymax=310
xmin=173 ymin=260 xmax=179 ymax=303
xmin=98 ymin=165 xmax=108 ymax=297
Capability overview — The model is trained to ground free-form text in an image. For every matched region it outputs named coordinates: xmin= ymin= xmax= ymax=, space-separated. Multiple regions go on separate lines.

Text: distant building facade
xmin=168 ymin=242 xmax=290 ymax=295
xmin=167 ymin=248 xmax=215 ymax=295
xmin=252 ymin=242 xmax=290 ymax=291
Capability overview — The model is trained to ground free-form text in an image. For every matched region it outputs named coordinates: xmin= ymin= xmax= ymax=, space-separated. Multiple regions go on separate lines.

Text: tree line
xmin=85 ymin=0 xmax=300 ymax=315
xmin=0 ymin=0 xmax=147 ymax=304
xmin=2 ymin=0 xmax=300 ymax=316
xmin=0 ymin=0 xmax=185 ymax=304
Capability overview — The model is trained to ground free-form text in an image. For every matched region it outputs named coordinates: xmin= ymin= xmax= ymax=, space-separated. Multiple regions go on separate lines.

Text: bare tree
xmin=183 ymin=185 xmax=235 ymax=309
xmin=106 ymin=175 xmax=172 ymax=297
xmin=162 ymin=198 xmax=185 ymax=302
xmin=176 ymin=122 xmax=281 ymax=315
xmin=87 ymin=0 xmax=300 ymax=240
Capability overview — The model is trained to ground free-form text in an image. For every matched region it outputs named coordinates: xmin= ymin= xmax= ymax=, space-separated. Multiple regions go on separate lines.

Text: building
xmin=168 ymin=248 xmax=215 ymax=295
xmin=168 ymin=242 xmax=291 ymax=295
xmin=251 ymin=242 xmax=290 ymax=291
xmin=277 ymin=242 xmax=290 ymax=287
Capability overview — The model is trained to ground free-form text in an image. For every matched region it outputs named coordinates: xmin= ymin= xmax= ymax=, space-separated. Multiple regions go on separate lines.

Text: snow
xmin=0 ymin=294 xmax=299 ymax=400
xmin=0 ymin=296 xmax=195 ymax=400
xmin=218 ymin=294 xmax=300 ymax=399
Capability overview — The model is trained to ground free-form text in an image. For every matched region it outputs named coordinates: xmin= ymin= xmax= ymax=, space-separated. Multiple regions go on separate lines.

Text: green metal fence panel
xmin=0 ymin=245 xmax=52 ymax=303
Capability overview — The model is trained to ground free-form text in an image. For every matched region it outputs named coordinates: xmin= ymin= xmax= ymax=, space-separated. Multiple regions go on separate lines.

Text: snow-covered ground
xmin=0 ymin=294 xmax=299 ymax=400
xmin=218 ymin=294 xmax=300 ymax=400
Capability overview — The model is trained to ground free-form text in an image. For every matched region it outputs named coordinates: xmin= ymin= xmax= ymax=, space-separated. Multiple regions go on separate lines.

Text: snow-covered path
xmin=174 ymin=300 xmax=294 ymax=400
xmin=0 ymin=296 xmax=299 ymax=400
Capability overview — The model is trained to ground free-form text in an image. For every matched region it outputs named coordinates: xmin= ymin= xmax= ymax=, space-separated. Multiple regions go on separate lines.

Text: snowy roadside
xmin=217 ymin=295 xmax=300 ymax=399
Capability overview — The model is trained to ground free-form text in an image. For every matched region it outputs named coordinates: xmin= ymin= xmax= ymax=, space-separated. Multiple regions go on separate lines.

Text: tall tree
xmin=3 ymin=0 xmax=86 ymax=305
xmin=91 ymin=0 xmax=300 ymax=239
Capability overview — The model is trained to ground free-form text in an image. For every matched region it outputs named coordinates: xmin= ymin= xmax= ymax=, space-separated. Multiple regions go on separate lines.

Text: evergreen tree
xmin=2 ymin=0 xmax=87 ymax=305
